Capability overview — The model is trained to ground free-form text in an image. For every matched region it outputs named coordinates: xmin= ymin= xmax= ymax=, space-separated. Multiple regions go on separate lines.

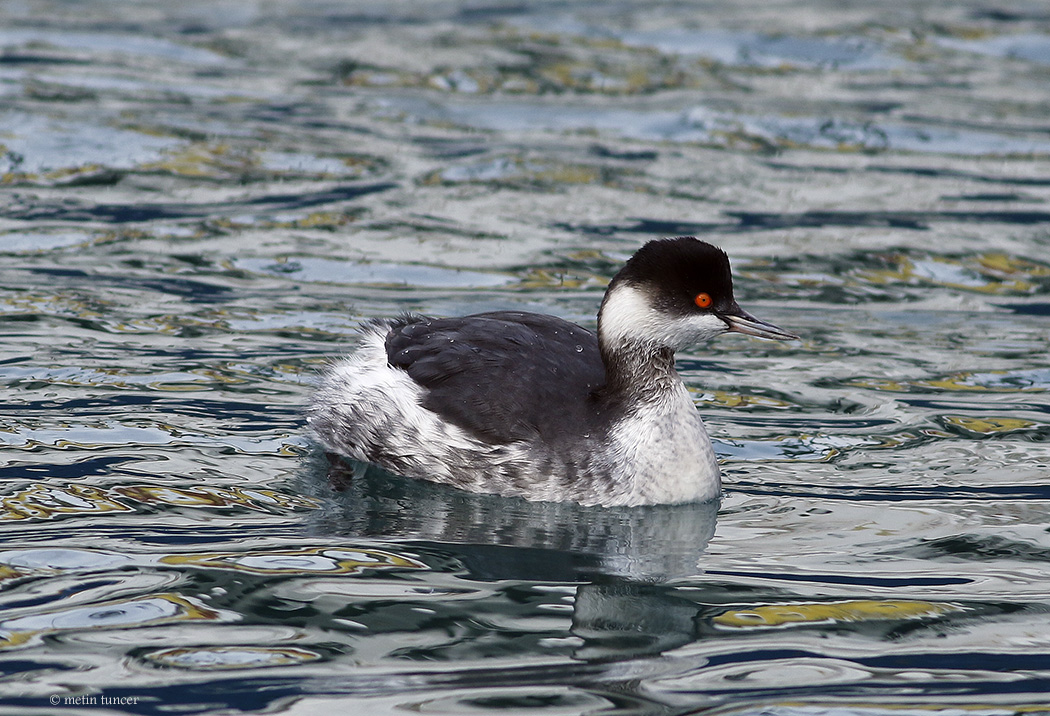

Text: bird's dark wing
xmin=385 ymin=311 xmax=606 ymax=444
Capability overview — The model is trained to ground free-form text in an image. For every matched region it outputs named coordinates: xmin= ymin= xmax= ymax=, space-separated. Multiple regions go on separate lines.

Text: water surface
xmin=2 ymin=1 xmax=1050 ymax=714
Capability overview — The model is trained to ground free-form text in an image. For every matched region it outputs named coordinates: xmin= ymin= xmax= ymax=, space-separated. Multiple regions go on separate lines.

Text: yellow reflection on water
xmin=713 ymin=599 xmax=965 ymax=629
xmin=143 ymin=645 xmax=322 ymax=670
xmin=1 ymin=484 xmax=133 ymax=521
xmin=855 ymin=253 xmax=1047 ymax=295
xmin=0 ymin=483 xmax=318 ymax=521
xmin=0 ymin=593 xmax=222 ymax=650
xmin=943 ymin=416 xmax=1037 ymax=434
xmin=160 ymin=546 xmax=427 ymax=575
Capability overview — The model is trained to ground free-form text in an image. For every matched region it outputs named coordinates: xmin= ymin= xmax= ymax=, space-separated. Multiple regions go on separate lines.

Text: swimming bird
xmin=309 ymin=236 xmax=797 ymax=507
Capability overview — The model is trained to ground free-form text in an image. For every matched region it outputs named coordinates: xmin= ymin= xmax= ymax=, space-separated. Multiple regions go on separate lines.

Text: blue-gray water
xmin=2 ymin=1 xmax=1050 ymax=714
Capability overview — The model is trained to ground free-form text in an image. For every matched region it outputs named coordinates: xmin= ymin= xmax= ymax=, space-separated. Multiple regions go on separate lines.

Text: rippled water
xmin=2 ymin=1 xmax=1050 ymax=714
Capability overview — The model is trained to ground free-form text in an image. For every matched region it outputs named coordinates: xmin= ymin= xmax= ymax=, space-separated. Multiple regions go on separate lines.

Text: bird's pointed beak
xmin=722 ymin=304 xmax=798 ymax=341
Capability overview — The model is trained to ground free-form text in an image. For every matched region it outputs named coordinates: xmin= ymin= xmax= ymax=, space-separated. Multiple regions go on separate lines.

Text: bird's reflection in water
xmin=300 ymin=453 xmax=719 ymax=662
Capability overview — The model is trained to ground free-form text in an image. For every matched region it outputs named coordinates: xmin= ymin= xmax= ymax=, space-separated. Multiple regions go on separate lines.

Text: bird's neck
xmin=599 ymin=340 xmax=681 ymax=402
xmin=597 ymin=282 xmax=684 ymax=400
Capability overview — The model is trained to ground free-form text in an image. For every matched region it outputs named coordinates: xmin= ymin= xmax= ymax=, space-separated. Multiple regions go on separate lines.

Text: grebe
xmin=309 ymin=237 xmax=797 ymax=507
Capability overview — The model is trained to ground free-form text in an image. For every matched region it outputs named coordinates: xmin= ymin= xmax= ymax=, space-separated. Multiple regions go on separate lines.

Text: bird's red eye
xmin=694 ymin=293 xmax=713 ymax=308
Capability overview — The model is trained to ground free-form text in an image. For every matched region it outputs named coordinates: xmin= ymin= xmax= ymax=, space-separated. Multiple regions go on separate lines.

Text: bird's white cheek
xmin=599 ymin=284 xmax=664 ymax=346
xmin=676 ymin=313 xmax=729 ymax=345
xmin=599 ymin=284 xmax=729 ymax=350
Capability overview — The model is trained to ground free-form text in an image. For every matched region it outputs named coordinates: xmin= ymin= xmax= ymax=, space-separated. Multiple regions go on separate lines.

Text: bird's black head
xmin=599 ymin=236 xmax=797 ymax=350
xmin=613 ymin=236 xmax=736 ymax=317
